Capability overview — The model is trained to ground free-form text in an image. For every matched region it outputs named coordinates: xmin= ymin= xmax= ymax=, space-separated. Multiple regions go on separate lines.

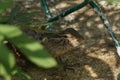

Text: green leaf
xmin=117 ymin=73 xmax=120 ymax=80
xmin=0 ymin=34 xmax=15 ymax=80
xmin=0 ymin=34 xmax=15 ymax=70
xmin=0 ymin=25 xmax=57 ymax=68
xmin=0 ymin=0 xmax=13 ymax=14
xmin=12 ymin=67 xmax=32 ymax=80
xmin=0 ymin=64 xmax=11 ymax=80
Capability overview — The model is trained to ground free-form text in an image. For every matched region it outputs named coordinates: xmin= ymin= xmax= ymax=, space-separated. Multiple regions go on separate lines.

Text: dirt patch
xmin=13 ymin=0 xmax=120 ymax=80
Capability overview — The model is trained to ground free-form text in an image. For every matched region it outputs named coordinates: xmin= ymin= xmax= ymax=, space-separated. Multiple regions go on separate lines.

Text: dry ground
xmin=13 ymin=0 xmax=120 ymax=80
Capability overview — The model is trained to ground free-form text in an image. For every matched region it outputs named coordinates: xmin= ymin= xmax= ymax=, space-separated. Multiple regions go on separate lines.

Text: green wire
xmin=41 ymin=0 xmax=53 ymax=31
xmin=89 ymin=1 xmax=120 ymax=46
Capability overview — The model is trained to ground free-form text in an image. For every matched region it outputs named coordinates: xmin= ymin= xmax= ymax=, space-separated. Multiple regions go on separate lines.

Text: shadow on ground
xmin=12 ymin=0 xmax=120 ymax=80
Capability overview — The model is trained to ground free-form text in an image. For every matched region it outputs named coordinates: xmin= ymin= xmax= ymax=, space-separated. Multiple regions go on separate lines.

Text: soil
xmin=12 ymin=0 xmax=120 ymax=80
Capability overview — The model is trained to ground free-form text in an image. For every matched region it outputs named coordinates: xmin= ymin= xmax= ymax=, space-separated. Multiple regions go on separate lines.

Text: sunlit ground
xmin=12 ymin=0 xmax=120 ymax=80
